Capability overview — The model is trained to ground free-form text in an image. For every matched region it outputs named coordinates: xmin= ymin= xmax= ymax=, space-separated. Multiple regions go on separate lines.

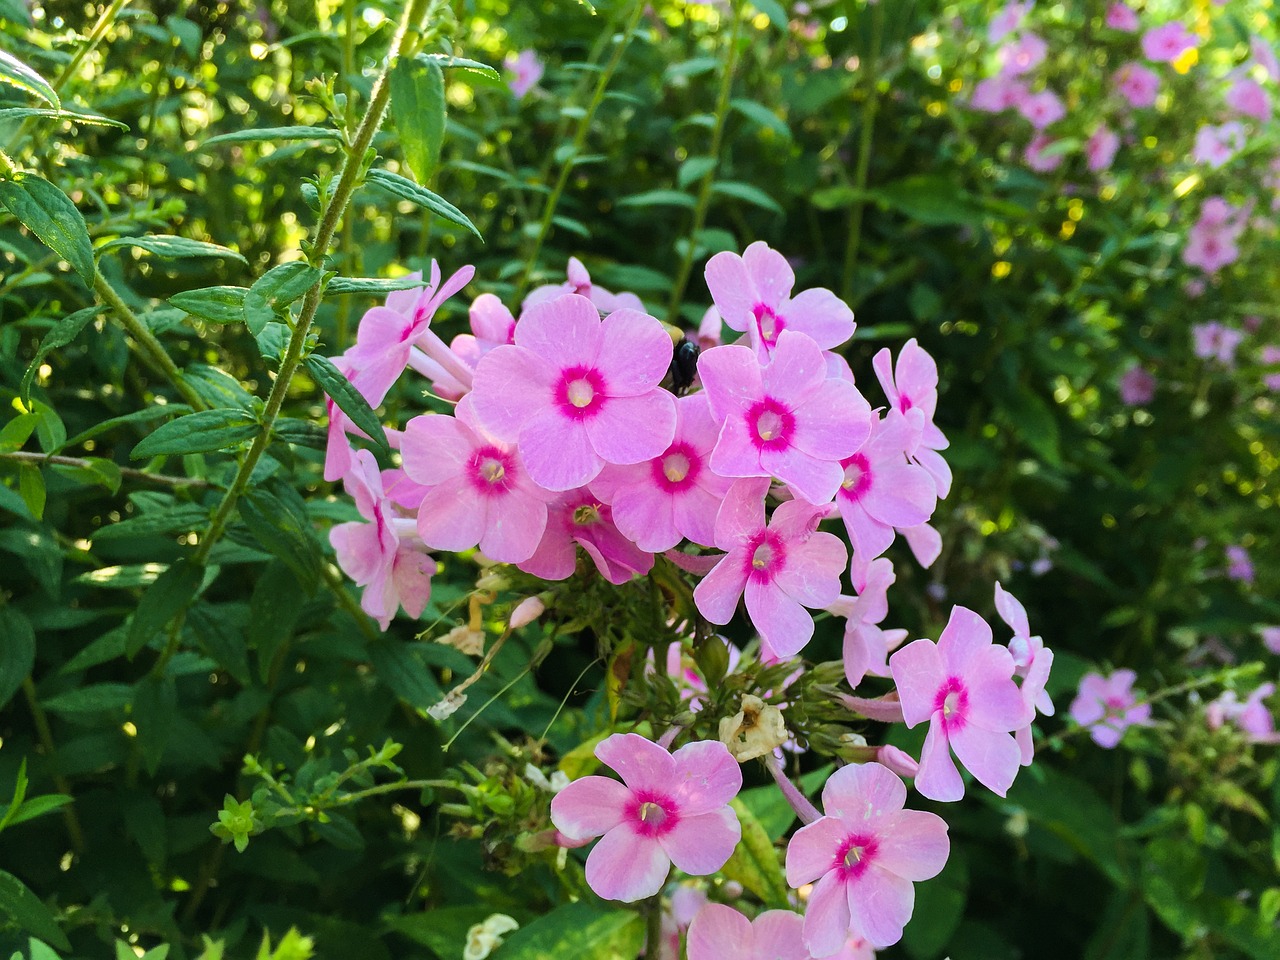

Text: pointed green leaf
xmin=201 ymin=126 xmax=343 ymax=146
xmin=0 ymin=870 xmax=70 ymax=951
xmin=131 ymin=409 xmax=259 ymax=459
xmin=97 ymin=234 xmax=248 ymax=265
xmin=17 ymin=464 xmax=45 ymax=520
xmin=729 ymin=97 xmax=791 ymax=139
xmin=677 ymin=155 xmax=717 ymax=189
xmin=710 ymin=180 xmax=783 ymax=215
xmin=127 ymin=559 xmax=205 ymax=657
xmin=0 ymin=607 xmax=35 ymax=713
xmin=169 ymin=286 xmax=249 ymax=325
xmin=364 ymin=169 xmax=481 ymax=239
xmin=721 ymin=797 xmax=791 ymax=909
xmin=391 ymin=55 xmax=446 ymax=183
xmin=496 ymin=901 xmax=642 ymax=960
xmin=0 ymin=174 xmax=94 ymax=285
xmin=304 ymin=354 xmax=389 ymax=453
xmin=244 ymin=262 xmax=323 ymax=335
xmin=325 ymin=275 xmax=428 ymax=295
xmin=0 ymin=51 xmax=58 ymax=108
xmin=0 ymin=107 xmax=126 ymax=129
xmin=616 ymin=189 xmax=696 ymax=210
xmin=20 ymin=305 xmax=104 ymax=402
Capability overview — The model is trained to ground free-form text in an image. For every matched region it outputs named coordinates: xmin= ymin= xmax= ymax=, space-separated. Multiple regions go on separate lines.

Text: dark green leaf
xmin=0 ymin=50 xmax=59 ymax=108
xmin=722 ymin=798 xmax=790 ymax=908
xmin=239 ymin=487 xmax=321 ymax=589
xmin=0 ymin=174 xmax=95 ymax=285
xmin=19 ymin=306 xmax=104 ymax=403
xmin=325 ymin=275 xmax=428 ymax=295
xmin=730 ymin=98 xmax=790 ymax=139
xmin=368 ymin=641 xmax=440 ymax=710
xmin=132 ymin=675 xmax=178 ymax=774
xmin=249 ymin=562 xmax=306 ymax=682
xmin=244 ymin=262 xmax=323 ymax=335
xmin=169 ymin=286 xmax=249 ymax=325
xmin=418 ymin=53 xmax=499 ymax=78
xmin=17 ymin=465 xmax=44 ymax=520
xmin=0 ymin=107 xmax=126 ymax=129
xmin=41 ymin=683 xmax=134 ymax=715
xmin=305 ymin=354 xmax=389 ymax=452
xmin=4 ymin=794 xmax=73 ymax=830
xmin=0 ymin=413 xmax=39 ymax=453
xmin=750 ymin=0 xmax=789 ymax=30
xmin=62 ymin=404 xmax=192 ymax=451
xmin=677 ymin=155 xmax=717 ymax=189
xmin=390 ymin=55 xmax=445 ymax=183
xmin=616 ymin=189 xmax=696 ymax=210
xmin=365 ymin=168 xmax=481 ymax=239
xmin=0 ymin=607 xmax=35 ymax=712
xmin=97 ymin=234 xmax=248 ymax=265
xmin=92 ymin=504 xmax=210 ymax=543
xmin=496 ymin=901 xmax=642 ymax=960
xmin=0 ymin=870 xmax=70 ymax=951
xmin=131 ymin=409 xmax=259 ymax=459
xmin=874 ymin=175 xmax=985 ymax=227
xmin=127 ymin=559 xmax=205 ymax=657
xmin=202 ymin=126 xmax=343 ymax=146
xmin=710 ymin=181 xmax=783 ymax=215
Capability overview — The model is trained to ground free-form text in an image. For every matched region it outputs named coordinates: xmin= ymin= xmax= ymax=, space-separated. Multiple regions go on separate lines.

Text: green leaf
xmin=62 ymin=403 xmax=192 ymax=451
xmin=127 ymin=559 xmax=205 ymax=657
xmin=131 ymin=409 xmax=259 ymax=459
xmin=50 ymin=456 xmax=121 ymax=495
xmin=1007 ymin=387 xmax=1063 ymax=469
xmin=417 ymin=53 xmax=500 ymax=78
xmin=721 ymin=797 xmax=790 ymax=908
xmin=750 ymin=0 xmax=789 ymax=30
xmin=390 ymin=55 xmax=446 ymax=183
xmin=4 ymin=794 xmax=73 ymax=830
xmin=711 ymin=181 xmax=783 ymax=215
xmin=0 ymin=870 xmax=70 ymax=951
xmin=496 ymin=901 xmax=643 ymax=960
xmin=0 ymin=414 xmax=39 ymax=453
xmin=132 ymin=675 xmax=178 ymax=774
xmin=364 ymin=169 xmax=481 ymax=239
xmin=0 ymin=759 xmax=28 ymax=835
xmin=0 ymin=607 xmax=34 ymax=713
xmin=305 ymin=355 xmax=389 ymax=452
xmin=809 ymin=185 xmax=874 ymax=211
xmin=20 ymin=305 xmax=104 ymax=402
xmin=0 ymin=174 xmax=95 ymax=285
xmin=93 ymin=504 xmax=210 ymax=543
xmin=730 ymin=98 xmax=791 ymax=139
xmin=903 ymin=850 xmax=969 ymax=960
xmin=169 ymin=286 xmax=249 ymax=324
xmin=368 ymin=641 xmax=441 ymax=710
xmin=17 ymin=465 xmax=44 ymax=520
xmin=249 ymin=562 xmax=306 ymax=682
xmin=0 ymin=50 xmax=59 ymax=108
xmin=386 ymin=907 xmax=494 ymax=954
xmin=874 ymin=175 xmax=985 ymax=227
xmin=41 ymin=683 xmax=133 ymax=715
xmin=325 ymin=275 xmax=428 ymax=295
xmin=244 ymin=262 xmax=323 ymax=335
xmin=202 ymin=126 xmax=343 ymax=146
xmin=74 ymin=563 xmax=168 ymax=589
xmin=677 ymin=155 xmax=717 ymax=189
xmin=616 ymin=189 xmax=696 ymax=210
xmin=97 ymin=234 xmax=248 ymax=265
xmin=239 ymin=487 xmax=321 ymax=589
xmin=0 ymin=107 xmax=127 ymax=128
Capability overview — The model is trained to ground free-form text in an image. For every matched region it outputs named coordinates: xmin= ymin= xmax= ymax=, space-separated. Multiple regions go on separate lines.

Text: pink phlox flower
xmin=1182 ymin=197 xmax=1247 ymax=273
xmin=901 ymin=521 xmax=942 ymax=568
xmin=704 ymin=241 xmax=855 ymax=363
xmin=590 ymin=393 xmax=734 ymax=552
xmin=970 ymin=74 xmax=1030 ymax=113
xmin=1016 ymin=89 xmax=1066 ymax=129
xmin=693 ymin=478 xmax=847 ymax=660
xmin=1069 ymin=669 xmax=1153 ymax=748
xmin=1113 ymin=62 xmax=1160 ymax=108
xmin=1086 ymin=125 xmax=1120 ymax=172
xmin=1225 ymin=75 xmax=1272 ymax=122
xmin=687 ymin=904 xmax=809 ymax=960
xmin=829 ymin=555 xmax=908 ymax=688
xmin=998 ymin=32 xmax=1047 ymax=76
xmin=1259 ymin=626 xmax=1280 ymax=655
xmin=1192 ymin=322 xmax=1244 ymax=366
xmin=1251 ymin=35 xmax=1280 ymax=82
xmin=380 ymin=465 xmax=431 ymax=512
xmin=1225 ymin=543 xmax=1254 ymax=584
xmin=1104 ymin=2 xmax=1139 ymax=31
xmin=994 ymin=582 xmax=1054 ymax=765
xmin=329 ymin=450 xmax=433 ymax=630
xmin=549 ymin=733 xmax=742 ymax=903
xmin=871 ymin=339 xmax=951 ymax=498
xmin=517 ymin=486 xmax=654 ymax=585
xmin=1192 ymin=122 xmax=1246 ymax=169
xmin=449 ymin=292 xmax=517 ymax=375
xmin=697 ymin=305 xmax=724 ymax=351
xmin=400 ymin=399 xmax=552 ymax=564
xmin=785 ymin=762 xmax=948 ymax=954
xmin=322 ymin=353 xmax=380 ymax=482
xmin=699 ymin=331 xmax=872 ymax=505
xmin=1206 ymin=684 xmax=1279 ymax=743
xmin=835 ymin=409 xmax=937 ymax=561
xmin=1263 ymin=345 xmax=1280 ymax=392
xmin=890 ymin=606 xmax=1033 ymax=801
xmin=987 ymin=1 xmax=1031 ymax=43
xmin=1118 ymin=364 xmax=1156 ymax=405
xmin=506 ymin=49 xmax=543 ymax=99
xmin=1024 ymin=133 xmax=1064 ymax=172
xmin=652 ymin=886 xmax=711 ymax=960
xmin=469 ymin=293 xmax=677 ymax=491
xmin=523 ymin=256 xmax=646 ymax=315
xmin=1141 ymin=22 xmax=1199 ymax=63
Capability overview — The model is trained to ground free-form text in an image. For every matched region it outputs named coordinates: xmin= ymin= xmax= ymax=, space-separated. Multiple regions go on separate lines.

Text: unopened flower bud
xmin=719 ymin=695 xmax=789 ymax=762
xmin=876 ymin=744 xmax=920 ymax=779
xmin=509 ymin=596 xmax=546 ymax=629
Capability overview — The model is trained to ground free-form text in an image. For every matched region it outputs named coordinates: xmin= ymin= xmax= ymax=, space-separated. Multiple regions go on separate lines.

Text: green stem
xmin=513 ymin=0 xmax=647 ymax=303
xmin=21 ymin=678 xmax=85 ymax=853
xmin=839 ymin=1 xmax=884 ymax=303
xmin=645 ymin=895 xmax=663 ymax=960
xmin=0 ymin=450 xmax=209 ymax=487
xmin=665 ymin=4 xmax=743 ymax=325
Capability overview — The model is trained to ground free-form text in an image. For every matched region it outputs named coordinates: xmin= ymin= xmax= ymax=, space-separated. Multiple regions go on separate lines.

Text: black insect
xmin=668 ymin=338 xmax=701 ymax=395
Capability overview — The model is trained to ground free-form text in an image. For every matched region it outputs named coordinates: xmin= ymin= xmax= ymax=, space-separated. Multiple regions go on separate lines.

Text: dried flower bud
xmin=718 ymin=695 xmax=789 ymax=762
xmin=427 ymin=690 xmax=467 ymax=721
xmin=440 ymin=624 xmax=485 ymax=655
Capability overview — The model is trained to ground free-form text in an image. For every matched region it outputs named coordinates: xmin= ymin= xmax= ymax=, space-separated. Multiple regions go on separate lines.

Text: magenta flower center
xmin=1103 ymin=695 xmax=1129 ymax=719
xmin=752 ymin=303 xmax=786 ymax=346
xmin=555 ymin=366 xmax=607 ymax=421
xmin=467 ymin=446 xmax=514 ymax=494
xmin=839 ymin=453 xmax=872 ymax=500
xmin=746 ymin=397 xmax=795 ymax=451
xmin=834 ymin=833 xmax=879 ymax=881
xmin=744 ymin=530 xmax=786 ymax=583
xmin=933 ymin=676 xmax=969 ymax=731
xmin=628 ymin=790 xmax=679 ymax=838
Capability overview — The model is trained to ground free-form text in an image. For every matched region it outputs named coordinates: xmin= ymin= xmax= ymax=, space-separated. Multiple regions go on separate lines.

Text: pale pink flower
xmin=1206 ymin=684 xmax=1279 ymax=743
xmin=1024 ymin=133 xmax=1064 ymax=172
xmin=785 ymin=762 xmax=948 ymax=954
xmin=1225 ymin=76 xmax=1272 ymax=122
xmin=1017 ymin=89 xmax=1066 ymax=129
xmin=549 ymin=733 xmax=742 ymax=903
xmin=449 ymin=293 xmax=516 ymax=377
xmin=523 ymin=256 xmax=645 ymax=315
xmin=1114 ymin=62 xmax=1160 ymax=108
xmin=901 ymin=521 xmax=942 ymax=568
xmin=998 ymin=33 xmax=1047 ymax=76
xmin=1104 ymin=2 xmax=1139 ymax=32
xmin=1192 ymin=322 xmax=1244 ymax=366
xmin=1259 ymin=626 xmax=1280 ymax=655
xmin=994 ymin=582 xmax=1054 ymax=766
xmin=829 ymin=555 xmax=908 ymax=688
xmin=1182 ymin=227 xmax=1240 ymax=273
xmin=1225 ymin=544 xmax=1254 ymax=584
xmin=872 ymin=339 xmax=951 ymax=498
xmin=1263 ymin=345 xmax=1280 ymax=392
xmin=834 ymin=410 xmax=936 ymax=560
xmin=1141 ymin=22 xmax=1199 ymax=63
xmin=469 ymin=293 xmax=677 ymax=491
xmin=1086 ymin=125 xmax=1120 ymax=172
xmin=1069 ymin=669 xmax=1152 ymax=748
xmin=889 ymin=607 xmax=1033 ymax=801
xmin=987 ymin=1 xmax=1031 ymax=43
xmin=699 ymin=331 xmax=871 ymax=505
xmin=970 ymin=74 xmax=1030 ymax=113
xmin=705 ymin=241 xmax=855 ymax=363
xmin=1118 ymin=364 xmax=1156 ymax=405
xmin=1251 ymin=35 xmax=1280 ymax=82
xmin=323 ymin=354 xmax=380 ymax=483
xmin=329 ymin=450 xmax=433 ymax=630
xmin=590 ymin=393 xmax=733 ymax=551
xmin=1192 ymin=122 xmax=1246 ymax=169
xmin=506 ymin=49 xmax=543 ymax=99
xmin=518 ymin=487 xmax=654 ymax=585
xmin=687 ymin=904 xmax=809 ymax=960
xmin=400 ymin=400 xmax=550 ymax=563
xmin=693 ymin=478 xmax=847 ymax=660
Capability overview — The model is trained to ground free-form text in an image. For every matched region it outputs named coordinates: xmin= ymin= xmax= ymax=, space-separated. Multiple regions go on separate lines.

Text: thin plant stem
xmin=0 ymin=450 xmax=210 ymax=487
xmin=645 ymin=896 xmax=663 ymax=959
xmin=839 ymin=1 xmax=884 ymax=303
xmin=21 ymin=678 xmax=86 ymax=853
xmin=665 ymin=3 xmax=743 ymax=325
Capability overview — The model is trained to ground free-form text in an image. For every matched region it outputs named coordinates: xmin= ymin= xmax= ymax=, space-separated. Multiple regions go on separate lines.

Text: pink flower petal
xmin=848 ymin=864 xmax=914 ymax=949
xmin=936 ymin=606 xmax=993 ymax=675
xmin=745 ymin=579 xmax=814 ymax=658
xmin=515 ymin=293 xmax=602 ymax=367
xmin=949 ymin=723 xmax=1021 ymax=797
xmin=660 ymin=806 xmax=740 ymax=876
xmin=520 ymin=408 xmax=602 ymax=491
xmin=743 ymin=240 xmax=796 ymax=305
xmin=964 ymin=646 xmax=1032 ymax=732
xmin=790 ymin=379 xmax=872 ymax=461
xmin=705 ymin=251 xmax=758 ymax=332
xmin=752 ymin=911 xmax=809 ymax=960
xmin=786 ymin=817 xmax=847 ymax=887
xmin=714 ymin=478 xmax=770 ymax=547
xmin=416 ymin=477 xmax=486 ymax=551
xmin=585 ymin=391 xmax=677 ymax=465
xmin=470 ymin=344 xmax=556 ymax=441
xmin=914 ymin=716 xmax=964 ymax=802
xmin=609 ymin=480 xmax=680 ymax=553
xmin=775 ymin=533 xmax=846 ymax=608
xmin=710 ymin=415 xmax=769 ymax=480
xmin=330 ymin=521 xmax=382 ymax=586
xmin=478 ymin=489 xmax=548 ymax=563
xmin=787 ymin=287 xmax=855 ymax=350
xmin=585 ymin=826 xmax=670 ymax=902
xmin=400 ymin=414 xmax=471 ymax=485
xmin=698 ymin=344 xmax=764 ymax=420
xmin=875 ymin=809 xmax=949 ymax=881
xmin=763 ymin=446 xmax=844 ymax=506
xmin=902 ymin=521 xmax=942 ymax=567
xmin=803 ymin=871 xmax=853 ymax=958
xmin=864 ymin=462 xmax=936 ymax=528
xmin=693 ymin=551 xmax=750 ymax=624
xmin=550 ymin=775 xmax=631 ymax=839
xmin=687 ymin=904 xmax=752 ymax=960
xmin=993 ymin=582 xmax=1030 ymax=637
xmin=597 ymin=308 xmax=674 ymax=396
xmin=888 ymin=640 xmax=946 ymax=729
xmin=820 ymin=761 xmax=905 ymax=824
xmin=595 ymin=732 xmax=677 ymax=793
xmin=391 ymin=543 xmax=433 ymax=619
xmin=670 ymin=739 xmax=743 ymax=814
xmin=673 ymin=484 xmax=723 ymax=548
xmin=914 ymin=446 xmax=952 ymax=498
xmin=761 ymin=329 xmax=829 ymax=399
